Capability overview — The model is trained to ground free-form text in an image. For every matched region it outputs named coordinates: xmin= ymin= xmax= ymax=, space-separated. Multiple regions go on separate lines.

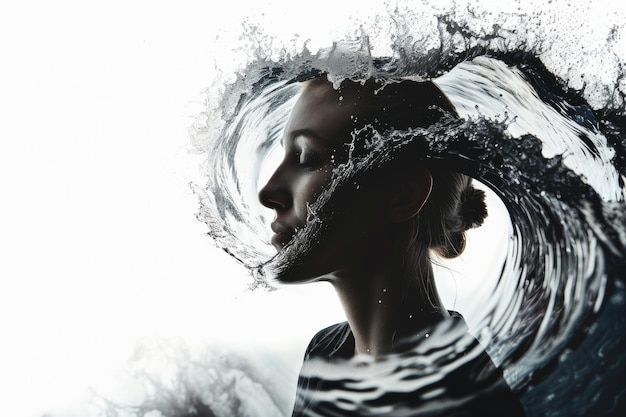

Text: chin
xmin=262 ymin=222 xmax=338 ymax=285
xmin=262 ymin=248 xmax=329 ymax=284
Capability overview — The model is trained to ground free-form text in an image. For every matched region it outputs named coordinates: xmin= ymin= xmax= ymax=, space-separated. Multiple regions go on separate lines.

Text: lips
xmin=270 ymin=221 xmax=295 ymax=248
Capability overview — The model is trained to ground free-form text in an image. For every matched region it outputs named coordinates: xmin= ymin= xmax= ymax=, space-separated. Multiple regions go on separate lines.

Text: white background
xmin=7 ymin=1 xmax=624 ymax=416
xmin=8 ymin=2 xmax=355 ymax=415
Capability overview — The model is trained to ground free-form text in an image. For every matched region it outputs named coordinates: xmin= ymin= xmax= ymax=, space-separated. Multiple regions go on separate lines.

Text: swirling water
xmin=190 ymin=13 xmax=626 ymax=416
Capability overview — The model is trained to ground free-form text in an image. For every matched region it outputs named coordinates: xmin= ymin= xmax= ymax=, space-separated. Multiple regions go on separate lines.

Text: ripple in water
xmin=188 ymin=11 xmax=625 ymax=417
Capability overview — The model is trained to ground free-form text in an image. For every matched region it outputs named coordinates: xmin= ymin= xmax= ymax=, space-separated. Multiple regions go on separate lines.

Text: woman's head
xmin=258 ymin=76 xmax=487 ymax=282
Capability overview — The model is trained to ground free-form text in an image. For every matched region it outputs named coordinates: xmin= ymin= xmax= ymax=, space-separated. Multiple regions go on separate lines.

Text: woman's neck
xmin=330 ymin=256 xmax=449 ymax=358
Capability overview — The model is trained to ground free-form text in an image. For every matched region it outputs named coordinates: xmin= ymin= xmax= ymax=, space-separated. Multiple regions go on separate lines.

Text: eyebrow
xmin=284 ymin=128 xmax=329 ymax=147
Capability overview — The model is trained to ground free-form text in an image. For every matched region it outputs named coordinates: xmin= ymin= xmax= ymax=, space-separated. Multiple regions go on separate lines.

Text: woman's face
xmin=258 ymin=82 xmax=353 ymax=249
xmin=258 ymin=82 xmax=395 ymax=280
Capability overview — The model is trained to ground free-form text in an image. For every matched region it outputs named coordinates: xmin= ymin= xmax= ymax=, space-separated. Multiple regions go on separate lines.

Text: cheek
xmin=293 ymin=169 xmax=333 ymax=220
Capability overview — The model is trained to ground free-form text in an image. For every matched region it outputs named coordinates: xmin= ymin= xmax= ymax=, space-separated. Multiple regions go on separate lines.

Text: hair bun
xmin=459 ymin=187 xmax=488 ymax=230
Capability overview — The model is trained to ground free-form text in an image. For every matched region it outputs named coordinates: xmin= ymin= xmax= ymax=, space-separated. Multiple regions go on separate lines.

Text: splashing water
xmin=188 ymin=9 xmax=626 ymax=415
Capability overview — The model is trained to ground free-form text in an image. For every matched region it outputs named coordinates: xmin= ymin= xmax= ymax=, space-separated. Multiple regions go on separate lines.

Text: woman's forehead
xmin=283 ymin=83 xmax=361 ymax=148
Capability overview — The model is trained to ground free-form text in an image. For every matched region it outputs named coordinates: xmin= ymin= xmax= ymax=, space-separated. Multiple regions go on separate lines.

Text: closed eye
xmin=298 ymin=150 xmax=323 ymax=169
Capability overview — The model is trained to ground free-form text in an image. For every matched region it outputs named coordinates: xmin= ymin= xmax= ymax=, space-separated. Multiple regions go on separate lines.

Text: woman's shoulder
xmin=304 ymin=321 xmax=354 ymax=360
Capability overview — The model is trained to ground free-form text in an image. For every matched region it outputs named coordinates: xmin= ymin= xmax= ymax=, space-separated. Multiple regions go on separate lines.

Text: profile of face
xmin=258 ymin=78 xmax=456 ymax=282
xmin=258 ymin=81 xmax=352 ymax=251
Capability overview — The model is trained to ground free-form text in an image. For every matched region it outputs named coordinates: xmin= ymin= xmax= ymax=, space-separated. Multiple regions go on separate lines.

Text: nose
xmin=258 ymin=168 xmax=291 ymax=212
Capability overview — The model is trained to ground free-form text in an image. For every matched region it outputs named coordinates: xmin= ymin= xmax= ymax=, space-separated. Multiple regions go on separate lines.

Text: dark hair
xmin=303 ymin=77 xmax=488 ymax=261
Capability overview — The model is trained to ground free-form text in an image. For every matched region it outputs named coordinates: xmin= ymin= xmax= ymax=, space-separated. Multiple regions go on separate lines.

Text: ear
xmin=389 ymin=167 xmax=432 ymax=223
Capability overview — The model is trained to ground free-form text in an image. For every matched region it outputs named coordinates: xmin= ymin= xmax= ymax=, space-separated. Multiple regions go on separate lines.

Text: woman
xmin=258 ymin=76 xmax=526 ymax=416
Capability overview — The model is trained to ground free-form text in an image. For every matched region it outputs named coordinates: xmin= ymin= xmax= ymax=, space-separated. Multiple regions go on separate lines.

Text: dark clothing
xmin=292 ymin=313 xmax=526 ymax=417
